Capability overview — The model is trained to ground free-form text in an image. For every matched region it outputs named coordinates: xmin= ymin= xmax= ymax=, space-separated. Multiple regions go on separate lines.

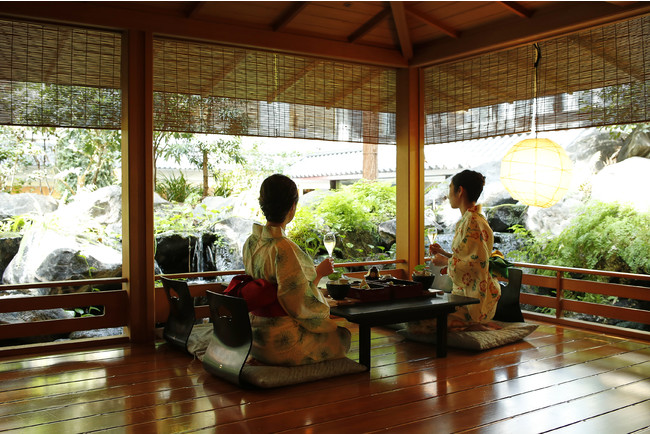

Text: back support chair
xmin=161 ymin=276 xmax=196 ymax=352
xmin=202 ymin=290 xmax=253 ymax=386
xmin=493 ymin=267 xmax=525 ymax=322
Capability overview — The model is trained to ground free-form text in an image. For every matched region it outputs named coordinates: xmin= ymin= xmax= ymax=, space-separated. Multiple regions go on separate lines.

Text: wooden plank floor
xmin=1 ymin=320 xmax=649 ymax=433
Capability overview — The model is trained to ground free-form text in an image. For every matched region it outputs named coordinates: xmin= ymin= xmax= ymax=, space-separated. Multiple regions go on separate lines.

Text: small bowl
xmin=411 ymin=273 xmax=435 ymax=290
xmin=326 ymin=282 xmax=350 ymax=300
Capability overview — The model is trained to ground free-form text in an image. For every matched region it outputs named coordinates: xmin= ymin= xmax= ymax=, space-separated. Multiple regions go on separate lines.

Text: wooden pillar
xmin=362 ymin=111 xmax=379 ymax=180
xmin=122 ymin=30 xmax=155 ymax=343
xmin=395 ymin=67 xmax=424 ymax=276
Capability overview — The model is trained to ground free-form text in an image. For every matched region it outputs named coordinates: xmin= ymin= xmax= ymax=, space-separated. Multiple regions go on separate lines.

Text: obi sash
xmin=224 ymin=275 xmax=287 ymax=317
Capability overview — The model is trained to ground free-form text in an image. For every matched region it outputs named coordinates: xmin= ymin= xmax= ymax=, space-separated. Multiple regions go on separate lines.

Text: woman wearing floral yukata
xmin=409 ymin=170 xmax=501 ymax=333
xmin=242 ymin=174 xmax=351 ymax=366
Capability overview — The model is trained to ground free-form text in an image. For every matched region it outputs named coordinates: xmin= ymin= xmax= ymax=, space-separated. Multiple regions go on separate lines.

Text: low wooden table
xmin=330 ymin=293 xmax=479 ymax=369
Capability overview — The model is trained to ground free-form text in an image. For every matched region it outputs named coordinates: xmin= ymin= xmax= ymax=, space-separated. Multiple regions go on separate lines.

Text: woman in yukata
xmin=242 ymin=174 xmax=351 ymax=366
xmin=409 ymin=169 xmax=501 ymax=333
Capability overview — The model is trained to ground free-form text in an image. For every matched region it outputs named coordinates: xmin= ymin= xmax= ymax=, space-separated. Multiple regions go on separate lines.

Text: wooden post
xmin=122 ymin=30 xmax=155 ymax=343
xmin=395 ymin=67 xmax=424 ymax=276
xmin=362 ymin=111 xmax=379 ymax=180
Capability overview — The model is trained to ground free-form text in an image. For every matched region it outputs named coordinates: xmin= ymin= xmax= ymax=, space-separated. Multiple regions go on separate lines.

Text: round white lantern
xmin=500 ymin=138 xmax=573 ymax=208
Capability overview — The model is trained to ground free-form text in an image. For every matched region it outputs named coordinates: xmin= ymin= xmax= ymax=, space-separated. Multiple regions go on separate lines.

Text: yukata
xmin=242 ymin=223 xmax=350 ymax=366
xmin=409 ymin=205 xmax=501 ymax=333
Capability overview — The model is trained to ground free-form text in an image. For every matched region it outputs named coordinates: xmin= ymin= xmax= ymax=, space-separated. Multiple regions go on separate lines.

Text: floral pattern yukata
xmin=409 ymin=205 xmax=501 ymax=333
xmin=242 ymin=223 xmax=350 ymax=366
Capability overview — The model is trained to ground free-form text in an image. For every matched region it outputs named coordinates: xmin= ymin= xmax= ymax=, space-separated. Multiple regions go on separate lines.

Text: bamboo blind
xmin=152 ymin=37 xmax=397 ymax=144
xmin=0 ymin=18 xmax=122 ymax=129
xmin=424 ymin=14 xmax=650 ymax=144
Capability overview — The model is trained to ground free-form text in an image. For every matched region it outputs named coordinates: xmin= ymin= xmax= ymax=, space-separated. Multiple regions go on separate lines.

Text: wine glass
xmin=426 ymin=227 xmax=438 ymax=246
xmin=323 ymin=232 xmax=336 ymax=257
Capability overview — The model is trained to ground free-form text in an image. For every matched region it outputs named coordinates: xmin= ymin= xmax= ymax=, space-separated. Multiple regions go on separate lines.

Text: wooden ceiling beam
xmin=0 ymin=2 xmax=407 ymax=67
xmin=266 ymin=59 xmax=321 ymax=103
xmin=411 ymin=1 xmax=650 ymax=67
xmin=348 ymin=7 xmax=391 ymax=43
xmin=404 ymin=5 xmax=460 ymax=38
xmin=325 ymin=69 xmax=383 ymax=108
xmin=272 ymin=1 xmax=309 ymax=32
xmin=498 ymin=1 xmax=533 ymax=19
xmin=185 ymin=2 xmax=206 ymax=19
xmin=200 ymin=51 xmax=247 ymax=96
xmin=390 ymin=1 xmax=412 ymax=60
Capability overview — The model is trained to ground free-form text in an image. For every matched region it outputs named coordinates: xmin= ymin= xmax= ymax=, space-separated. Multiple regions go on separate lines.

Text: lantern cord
xmin=532 ymin=43 xmax=541 ymax=137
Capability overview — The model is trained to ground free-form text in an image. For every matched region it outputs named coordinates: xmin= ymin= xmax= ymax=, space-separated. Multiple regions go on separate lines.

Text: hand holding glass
xmin=324 ymin=232 xmax=336 ymax=257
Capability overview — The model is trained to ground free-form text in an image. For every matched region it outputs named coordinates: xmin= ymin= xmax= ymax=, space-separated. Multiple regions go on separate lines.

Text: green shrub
xmin=510 ymin=200 xmax=650 ymax=307
xmin=156 ymin=172 xmax=202 ymax=204
xmin=288 ymin=180 xmax=396 ymax=261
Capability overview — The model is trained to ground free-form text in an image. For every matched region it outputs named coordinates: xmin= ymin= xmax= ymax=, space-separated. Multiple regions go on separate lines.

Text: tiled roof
xmin=288 ymin=129 xmax=594 ymax=179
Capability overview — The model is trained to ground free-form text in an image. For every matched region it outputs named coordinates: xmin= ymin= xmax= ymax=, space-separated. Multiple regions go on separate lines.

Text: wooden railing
xmin=0 ymin=277 xmax=129 ymax=353
xmin=511 ymin=262 xmax=650 ymax=341
xmin=2 ymin=257 xmax=648 ymax=354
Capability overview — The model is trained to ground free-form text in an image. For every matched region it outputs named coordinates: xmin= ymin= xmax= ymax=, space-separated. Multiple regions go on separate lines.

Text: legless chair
xmin=161 ymin=276 xmax=196 ymax=353
xmin=202 ymin=290 xmax=252 ymax=386
xmin=493 ymin=268 xmax=525 ymax=322
xmin=202 ymin=290 xmax=366 ymax=388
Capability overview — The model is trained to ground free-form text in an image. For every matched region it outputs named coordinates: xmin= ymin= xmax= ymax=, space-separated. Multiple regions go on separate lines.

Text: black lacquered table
xmin=330 ymin=293 xmax=479 ymax=369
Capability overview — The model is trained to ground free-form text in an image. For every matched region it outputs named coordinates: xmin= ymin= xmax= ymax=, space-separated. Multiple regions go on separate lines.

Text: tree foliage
xmin=288 ymin=180 xmax=396 ymax=260
xmin=510 ymin=200 xmax=650 ymax=281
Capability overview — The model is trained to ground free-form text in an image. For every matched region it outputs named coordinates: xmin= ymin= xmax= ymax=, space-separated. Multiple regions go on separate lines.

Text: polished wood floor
xmin=1 ymin=320 xmax=649 ymax=433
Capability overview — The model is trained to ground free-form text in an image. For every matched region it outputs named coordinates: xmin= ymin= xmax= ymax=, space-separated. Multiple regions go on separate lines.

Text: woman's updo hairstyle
xmin=259 ymin=174 xmax=299 ymax=224
xmin=451 ymin=170 xmax=486 ymax=203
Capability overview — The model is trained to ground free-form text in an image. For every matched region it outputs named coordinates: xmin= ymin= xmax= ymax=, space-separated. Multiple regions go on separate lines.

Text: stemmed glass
xmin=324 ymin=232 xmax=336 ymax=257
xmin=425 ymin=227 xmax=438 ymax=246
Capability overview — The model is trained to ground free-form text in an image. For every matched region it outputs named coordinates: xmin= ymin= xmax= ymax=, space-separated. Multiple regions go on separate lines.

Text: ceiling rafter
xmin=347 ymin=7 xmax=391 ymax=43
xmin=44 ymin=28 xmax=72 ymax=81
xmin=389 ymin=1 xmax=412 ymax=59
xmin=404 ymin=5 xmax=460 ymax=38
xmin=185 ymin=1 xmax=206 ymax=19
xmin=266 ymin=59 xmax=321 ymax=103
xmin=200 ymin=51 xmax=247 ymax=96
xmin=498 ymin=1 xmax=533 ymax=18
xmin=566 ymin=33 xmax=645 ymax=82
xmin=325 ymin=68 xmax=383 ymax=108
xmin=272 ymin=1 xmax=309 ymax=32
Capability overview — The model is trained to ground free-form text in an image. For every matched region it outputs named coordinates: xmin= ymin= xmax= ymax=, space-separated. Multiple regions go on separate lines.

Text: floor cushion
xmin=239 ymin=357 xmax=367 ymax=388
xmin=398 ymin=321 xmax=538 ymax=351
xmin=186 ymin=323 xmax=213 ymax=359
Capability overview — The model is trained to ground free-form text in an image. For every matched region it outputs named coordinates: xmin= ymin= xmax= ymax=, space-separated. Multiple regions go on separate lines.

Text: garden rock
xmin=0 ymin=306 xmax=73 ymax=344
xmin=55 ymin=185 xmax=122 ymax=228
xmin=0 ymin=192 xmax=58 ymax=220
xmin=524 ymin=195 xmax=584 ymax=237
xmin=68 ymin=327 xmax=125 ymax=339
xmin=378 ymin=219 xmax=396 ymax=245
xmin=2 ymin=228 xmax=122 ymax=294
xmin=0 ymin=233 xmax=21 ymax=278
xmin=193 ymin=196 xmax=238 ymax=221
xmin=484 ymin=204 xmax=527 ymax=233
xmin=617 ymin=129 xmax=650 ymax=161
xmin=591 ymin=157 xmax=650 ymax=212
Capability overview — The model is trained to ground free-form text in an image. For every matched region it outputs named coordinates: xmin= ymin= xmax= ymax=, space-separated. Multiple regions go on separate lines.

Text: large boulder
xmin=0 ymin=305 xmax=73 ymax=344
xmin=524 ymin=195 xmax=584 ymax=236
xmin=2 ymin=228 xmax=122 ymax=294
xmin=484 ymin=204 xmax=527 ymax=233
xmin=617 ymin=129 xmax=650 ymax=162
xmin=0 ymin=192 xmax=58 ymax=220
xmin=590 ymin=157 xmax=650 ymax=212
xmin=0 ymin=233 xmax=21 ymax=277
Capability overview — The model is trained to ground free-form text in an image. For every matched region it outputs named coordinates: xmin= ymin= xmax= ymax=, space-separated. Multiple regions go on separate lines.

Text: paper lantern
xmin=500 ymin=138 xmax=573 ymax=208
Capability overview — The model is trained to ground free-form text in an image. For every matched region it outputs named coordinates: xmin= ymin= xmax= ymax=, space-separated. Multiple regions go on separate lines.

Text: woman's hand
xmin=314 ymin=257 xmax=334 ymax=286
xmin=431 ymin=253 xmax=449 ymax=267
xmin=429 ymin=243 xmax=450 ymax=257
